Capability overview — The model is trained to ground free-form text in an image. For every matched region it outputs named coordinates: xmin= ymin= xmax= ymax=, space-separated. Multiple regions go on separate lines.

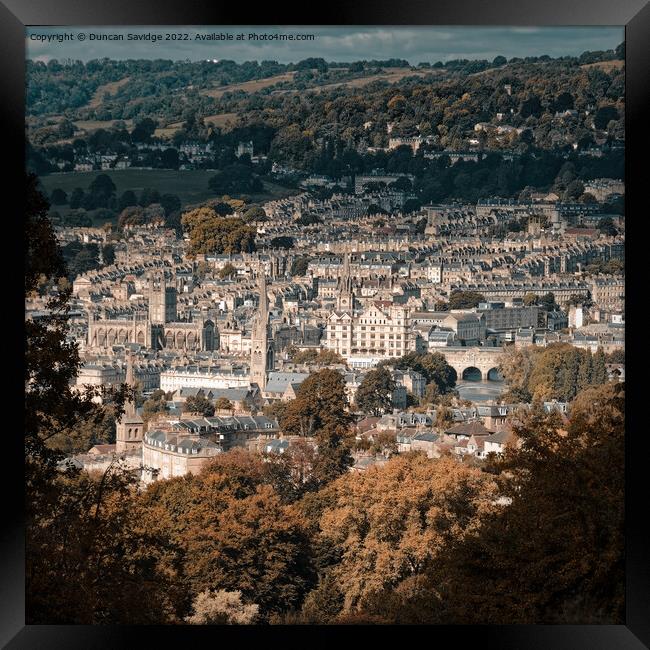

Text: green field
xmin=39 ymin=168 xmax=298 ymax=213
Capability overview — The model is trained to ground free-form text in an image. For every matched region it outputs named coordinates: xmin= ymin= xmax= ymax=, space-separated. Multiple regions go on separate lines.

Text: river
xmin=455 ymin=367 xmax=506 ymax=402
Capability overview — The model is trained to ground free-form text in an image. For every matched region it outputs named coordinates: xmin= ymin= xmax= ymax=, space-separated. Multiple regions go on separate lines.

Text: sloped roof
xmin=445 ymin=420 xmax=494 ymax=437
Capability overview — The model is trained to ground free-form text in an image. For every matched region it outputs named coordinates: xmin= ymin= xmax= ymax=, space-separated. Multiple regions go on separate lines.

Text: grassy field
xmin=39 ymin=168 xmax=298 ymax=214
xmin=72 ymin=112 xmax=238 ymax=139
xmin=85 ymin=77 xmax=131 ymax=109
xmin=200 ymin=72 xmax=297 ymax=98
xmin=73 ymin=118 xmax=134 ymax=132
xmin=203 ymin=112 xmax=239 ymax=128
xmin=580 ymin=59 xmax=624 ymax=71
xmin=273 ymin=67 xmax=437 ymax=95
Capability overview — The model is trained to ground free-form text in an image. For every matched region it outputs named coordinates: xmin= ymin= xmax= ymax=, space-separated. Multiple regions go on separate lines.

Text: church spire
xmin=258 ymin=265 xmax=268 ymax=320
xmin=125 ymin=350 xmax=136 ymax=416
xmin=336 ymin=246 xmax=354 ymax=312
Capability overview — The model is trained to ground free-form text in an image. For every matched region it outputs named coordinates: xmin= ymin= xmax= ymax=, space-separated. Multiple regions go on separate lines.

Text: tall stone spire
xmin=258 ymin=266 xmax=268 ymax=320
xmin=250 ymin=264 xmax=273 ymax=390
xmin=125 ymin=349 xmax=135 ymax=416
xmin=336 ymin=246 xmax=354 ymax=312
xmin=116 ymin=349 xmax=143 ymax=453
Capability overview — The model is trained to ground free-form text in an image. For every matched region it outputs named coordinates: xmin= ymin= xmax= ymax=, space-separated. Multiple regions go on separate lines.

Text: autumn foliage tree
xmin=26 ymin=175 xmax=169 ymax=624
xmin=181 ymin=206 xmax=257 ymax=257
xmin=298 ymin=453 xmax=499 ymax=617
xmin=139 ymin=450 xmax=316 ymax=620
xmin=362 ymin=383 xmax=625 ymax=625
xmin=499 ymin=343 xmax=611 ymax=403
xmin=186 ymin=590 xmax=259 ymax=625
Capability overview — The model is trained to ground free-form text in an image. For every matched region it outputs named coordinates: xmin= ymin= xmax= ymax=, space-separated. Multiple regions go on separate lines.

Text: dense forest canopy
xmin=27 ymin=46 xmax=623 ymax=158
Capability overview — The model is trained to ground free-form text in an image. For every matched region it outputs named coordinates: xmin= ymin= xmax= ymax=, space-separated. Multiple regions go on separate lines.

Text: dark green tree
xmin=184 ymin=395 xmax=215 ymax=417
xmin=354 ymin=367 xmax=396 ymax=416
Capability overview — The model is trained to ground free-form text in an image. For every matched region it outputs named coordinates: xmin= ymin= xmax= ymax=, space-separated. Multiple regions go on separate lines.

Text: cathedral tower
xmin=148 ymin=271 xmax=177 ymax=325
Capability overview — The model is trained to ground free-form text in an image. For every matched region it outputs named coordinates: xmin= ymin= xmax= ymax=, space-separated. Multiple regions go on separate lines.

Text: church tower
xmin=336 ymin=250 xmax=354 ymax=313
xmin=250 ymin=269 xmax=274 ymax=390
xmin=115 ymin=351 xmax=144 ymax=454
xmin=148 ymin=271 xmax=177 ymax=325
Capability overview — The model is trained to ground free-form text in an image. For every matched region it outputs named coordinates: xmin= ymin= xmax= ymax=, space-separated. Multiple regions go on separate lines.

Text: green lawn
xmin=39 ymin=168 xmax=298 ymax=212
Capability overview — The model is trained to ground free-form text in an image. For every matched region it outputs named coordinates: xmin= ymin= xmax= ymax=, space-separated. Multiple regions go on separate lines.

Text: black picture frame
xmin=5 ymin=1 xmax=649 ymax=646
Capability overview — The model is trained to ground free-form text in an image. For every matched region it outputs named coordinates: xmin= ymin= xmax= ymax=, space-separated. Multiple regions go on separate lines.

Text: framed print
xmin=6 ymin=0 xmax=649 ymax=646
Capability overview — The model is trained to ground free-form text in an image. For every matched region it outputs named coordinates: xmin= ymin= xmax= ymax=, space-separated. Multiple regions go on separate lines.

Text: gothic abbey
xmin=86 ymin=270 xmax=217 ymax=352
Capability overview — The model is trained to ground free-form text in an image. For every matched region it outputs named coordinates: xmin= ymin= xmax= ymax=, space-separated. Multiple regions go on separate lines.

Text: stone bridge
xmin=436 ymin=347 xmax=505 ymax=381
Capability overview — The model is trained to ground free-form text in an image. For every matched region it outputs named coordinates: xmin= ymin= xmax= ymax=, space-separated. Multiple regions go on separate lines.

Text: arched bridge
xmin=436 ymin=347 xmax=505 ymax=381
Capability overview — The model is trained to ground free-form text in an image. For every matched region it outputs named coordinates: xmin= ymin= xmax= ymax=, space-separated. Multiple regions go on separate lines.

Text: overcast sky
xmin=26 ymin=26 xmax=624 ymax=64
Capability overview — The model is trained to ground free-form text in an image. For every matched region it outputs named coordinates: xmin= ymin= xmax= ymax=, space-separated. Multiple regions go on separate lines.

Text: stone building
xmin=86 ymin=271 xmax=217 ymax=352
xmin=249 ymin=270 xmax=275 ymax=390
xmin=325 ymin=300 xmax=424 ymax=364
xmin=115 ymin=352 xmax=144 ymax=453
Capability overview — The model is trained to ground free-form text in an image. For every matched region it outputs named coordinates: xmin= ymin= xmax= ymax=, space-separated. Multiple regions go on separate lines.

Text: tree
xmin=309 ymin=454 xmax=499 ymax=614
xmin=185 ymin=395 xmax=215 ymax=417
xmin=69 ymin=187 xmax=85 ymax=209
xmin=88 ymin=174 xmax=116 ymax=208
xmin=519 ymin=95 xmax=542 ymax=118
xmin=606 ymin=349 xmax=625 ymax=364
xmin=160 ymin=193 xmax=182 ymax=217
xmin=280 ymin=369 xmax=351 ymax=438
xmin=354 ymin=367 xmax=396 ymax=416
xmin=280 ymin=369 xmax=354 ymax=485
xmin=539 ymin=292 xmax=557 ymax=311
xmin=435 ymin=405 xmax=455 ymax=430
xmin=142 ymin=390 xmax=169 ymax=424
xmin=289 ymin=348 xmax=318 ymax=364
xmin=26 ymin=174 xmax=126 ymax=461
xmin=26 ymin=175 xmax=156 ymax=624
xmin=290 ymin=257 xmax=310 ymax=277
xmin=50 ymin=188 xmax=67 ymax=205
xmin=218 ymin=262 xmax=237 ymax=279
xmin=269 ymin=236 xmax=294 ymax=249
xmin=208 ymin=164 xmax=263 ymax=195
xmin=297 ymin=213 xmax=323 ymax=226
xmin=131 ymin=117 xmax=157 ymax=143
xmin=434 ymin=383 xmax=623 ymax=624
xmin=591 ymin=347 xmax=609 ymax=385
xmin=563 ymin=179 xmax=584 ymax=201
xmin=577 ymin=349 xmax=594 ymax=393
xmin=315 ymin=350 xmax=346 ymax=366
xmin=186 ymin=590 xmax=259 ymax=625
xmin=597 ymin=216 xmax=618 ymax=236
xmin=118 ymin=190 xmax=138 ymax=212
xmin=102 ymin=244 xmax=115 ymax=266
xmin=500 ymin=343 xmax=610 ymax=403
xmin=28 ymin=460 xmax=185 ymax=624
xmin=145 ymin=464 xmax=315 ymax=620
xmin=523 ymin=292 xmax=539 ymax=306
xmin=118 ymin=206 xmax=147 ymax=229
xmin=594 ymin=105 xmax=619 ymax=130
xmin=553 ymin=92 xmax=574 ymax=112
xmin=161 ymin=148 xmax=180 ymax=170
xmin=448 ymin=290 xmax=486 ymax=310
xmin=391 ymin=352 xmax=457 ymax=395
xmin=261 ymin=438 xmax=319 ymax=504
xmin=138 ymin=187 xmax=161 ymax=207
xmin=243 ymin=206 xmax=267 ymax=222
xmin=215 ymin=397 xmax=234 ymax=413
xmin=181 ymin=207 xmax=257 ymax=257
